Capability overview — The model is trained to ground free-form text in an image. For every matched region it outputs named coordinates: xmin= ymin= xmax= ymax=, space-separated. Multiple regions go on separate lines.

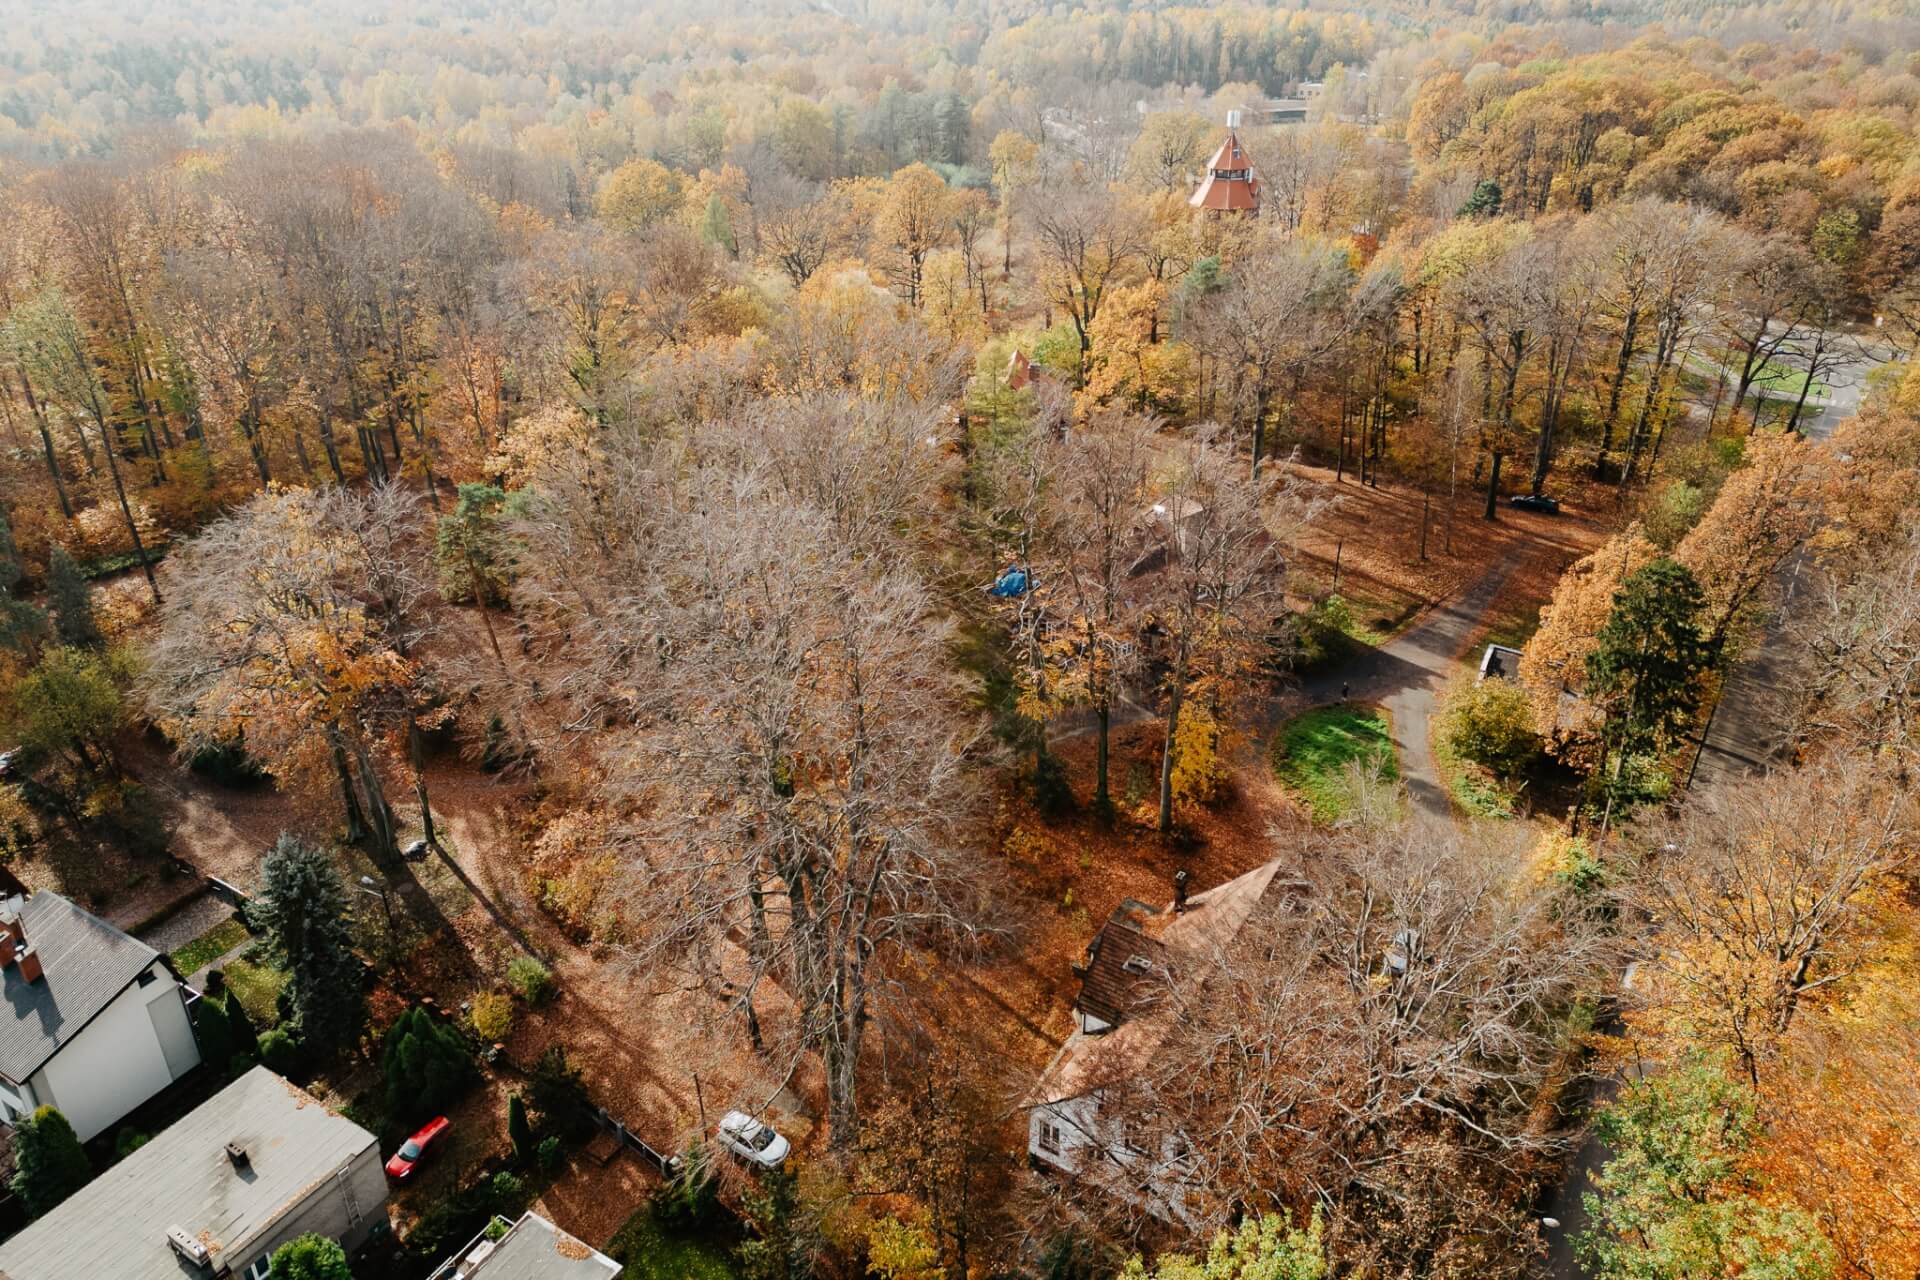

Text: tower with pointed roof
xmin=1188 ymin=111 xmax=1261 ymax=216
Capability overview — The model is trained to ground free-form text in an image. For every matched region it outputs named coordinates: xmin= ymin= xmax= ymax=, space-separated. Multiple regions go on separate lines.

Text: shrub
xmin=383 ymin=1006 xmax=478 ymax=1123
xmin=537 ymin=1135 xmax=563 ymax=1174
xmin=12 ymin=1106 xmax=92 ymax=1217
xmin=113 ymin=1129 xmax=151 ymax=1159
xmin=471 ymin=991 xmax=514 ymax=1042
xmin=267 ymin=1233 xmax=352 ymax=1280
xmin=1029 ymin=749 xmax=1074 ymax=816
xmin=528 ymin=1046 xmax=593 ymax=1137
xmin=1440 ymin=679 xmax=1542 ymax=778
xmin=506 ymin=956 xmax=553 ymax=1006
xmin=508 ymin=1092 xmax=534 ymax=1164
xmin=258 ymin=1026 xmax=307 ymax=1076
xmin=653 ymin=1143 xmax=721 ymax=1230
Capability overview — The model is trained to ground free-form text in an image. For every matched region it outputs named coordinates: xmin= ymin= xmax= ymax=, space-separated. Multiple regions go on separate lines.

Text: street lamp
xmin=356 ymin=875 xmax=394 ymax=934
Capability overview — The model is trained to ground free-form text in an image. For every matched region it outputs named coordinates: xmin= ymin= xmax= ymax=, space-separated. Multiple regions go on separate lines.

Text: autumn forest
xmin=0 ymin=0 xmax=1918 ymax=1277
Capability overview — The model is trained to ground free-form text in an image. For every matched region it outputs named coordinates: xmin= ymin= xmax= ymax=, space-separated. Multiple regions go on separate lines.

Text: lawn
xmin=1269 ymin=704 xmax=1398 ymax=823
xmin=1433 ymin=734 xmax=1517 ymax=819
xmin=222 ymin=957 xmax=290 ymax=1028
xmin=606 ymin=1209 xmax=742 ymax=1280
xmin=169 ymin=917 xmax=252 ymax=975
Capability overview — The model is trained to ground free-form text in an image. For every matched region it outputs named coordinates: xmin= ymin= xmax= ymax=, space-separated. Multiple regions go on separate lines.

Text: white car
xmin=716 ymin=1110 xmax=790 ymax=1168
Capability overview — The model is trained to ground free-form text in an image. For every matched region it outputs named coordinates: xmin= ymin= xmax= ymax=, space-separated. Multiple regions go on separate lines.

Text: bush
xmin=267 ymin=1233 xmax=352 ymax=1280
xmin=11 ymin=1106 xmax=92 ymax=1217
xmin=383 ymin=1007 xmax=478 ymax=1123
xmin=471 ymin=991 xmax=514 ymax=1042
xmin=528 ymin=1046 xmax=593 ymax=1137
xmin=537 ymin=1135 xmax=564 ymax=1174
xmin=113 ymin=1129 xmax=151 ymax=1159
xmin=1028 ymin=749 xmax=1074 ymax=816
xmin=653 ymin=1143 xmax=721 ymax=1230
xmin=258 ymin=1026 xmax=307 ymax=1076
xmin=187 ymin=737 xmax=269 ymax=787
xmin=1439 ymin=679 xmax=1541 ymax=778
xmin=508 ymin=1093 xmax=534 ymax=1164
xmin=506 ymin=956 xmax=554 ymax=1006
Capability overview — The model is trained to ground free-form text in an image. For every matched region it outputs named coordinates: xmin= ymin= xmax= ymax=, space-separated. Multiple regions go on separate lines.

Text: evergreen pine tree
xmin=700 ymin=192 xmax=737 ymax=256
xmin=224 ymin=993 xmax=259 ymax=1064
xmin=507 ymin=1092 xmax=534 ymax=1164
xmin=46 ymin=544 xmax=102 ymax=649
xmin=257 ymin=834 xmax=366 ymax=1053
xmin=382 ymin=1006 xmax=477 ymax=1121
xmin=0 ymin=505 xmax=20 ymax=594
xmin=11 ymin=1106 xmax=92 ymax=1217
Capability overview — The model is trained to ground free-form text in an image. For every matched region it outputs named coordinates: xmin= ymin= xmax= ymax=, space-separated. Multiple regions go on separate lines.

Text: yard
xmin=606 ymin=1209 xmax=741 ymax=1280
xmin=1269 ymin=704 xmax=1398 ymax=823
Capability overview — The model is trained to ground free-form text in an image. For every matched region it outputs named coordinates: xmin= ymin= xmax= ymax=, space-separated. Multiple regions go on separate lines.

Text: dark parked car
xmin=1509 ymin=494 xmax=1561 ymax=514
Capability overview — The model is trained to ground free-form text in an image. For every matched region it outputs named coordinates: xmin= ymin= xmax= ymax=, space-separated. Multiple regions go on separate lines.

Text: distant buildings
xmin=0 ymin=1066 xmax=387 ymax=1280
xmin=0 ymin=891 xmax=201 ymax=1143
xmin=1189 ymin=114 xmax=1262 ymax=216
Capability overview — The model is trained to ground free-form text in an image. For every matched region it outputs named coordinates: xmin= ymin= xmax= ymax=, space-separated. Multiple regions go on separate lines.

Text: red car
xmin=385 ymin=1116 xmax=450 ymax=1179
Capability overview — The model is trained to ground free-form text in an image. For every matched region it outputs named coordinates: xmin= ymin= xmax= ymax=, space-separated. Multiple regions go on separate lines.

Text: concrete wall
xmin=230 ymin=1143 xmax=389 ymax=1277
xmin=31 ymin=962 xmax=200 ymax=1142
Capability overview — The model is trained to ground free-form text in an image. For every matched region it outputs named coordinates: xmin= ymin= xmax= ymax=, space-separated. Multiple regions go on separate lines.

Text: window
xmin=1036 ymin=1119 xmax=1062 ymax=1155
xmin=244 ymin=1257 xmax=273 ymax=1280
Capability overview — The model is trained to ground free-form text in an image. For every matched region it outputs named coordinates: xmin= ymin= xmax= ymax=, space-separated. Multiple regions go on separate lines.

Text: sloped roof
xmin=1031 ymin=861 xmax=1311 ymax=1105
xmin=1074 ymin=900 xmax=1170 ymax=1028
xmin=0 ymin=892 xmax=163 ymax=1083
xmin=0 ymin=1067 xmax=378 ymax=1280
xmin=1189 ymin=129 xmax=1261 ymax=212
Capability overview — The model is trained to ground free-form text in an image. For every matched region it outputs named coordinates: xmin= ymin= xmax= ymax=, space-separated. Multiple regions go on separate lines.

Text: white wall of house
xmin=28 ymin=961 xmax=200 ymax=1142
xmin=1028 ymin=1092 xmax=1199 ymax=1228
xmin=1029 ymin=1094 xmax=1104 ymax=1173
xmin=227 ymin=1144 xmax=388 ymax=1279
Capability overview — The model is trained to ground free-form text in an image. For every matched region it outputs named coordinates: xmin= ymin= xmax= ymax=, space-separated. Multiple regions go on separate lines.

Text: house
xmin=0 ymin=891 xmax=202 ymax=1142
xmin=0 ymin=1065 xmax=388 ymax=1280
xmin=1189 ymin=113 xmax=1261 ymax=215
xmin=1479 ymin=643 xmax=1524 ymax=682
xmin=1026 ymin=861 xmax=1311 ymax=1224
xmin=431 ymin=1211 xmax=623 ymax=1279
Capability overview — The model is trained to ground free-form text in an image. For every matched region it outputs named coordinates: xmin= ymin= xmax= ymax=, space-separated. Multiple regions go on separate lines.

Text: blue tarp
xmin=988 ymin=566 xmax=1031 ymax=598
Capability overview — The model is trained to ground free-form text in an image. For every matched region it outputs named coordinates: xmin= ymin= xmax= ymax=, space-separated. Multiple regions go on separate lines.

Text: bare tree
xmin=1031 ymin=183 xmax=1146 ymax=385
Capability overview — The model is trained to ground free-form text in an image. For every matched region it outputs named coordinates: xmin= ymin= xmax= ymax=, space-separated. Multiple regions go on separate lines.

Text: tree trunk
xmin=1483 ymin=451 xmax=1502 ymax=521
xmin=1157 ymin=651 xmax=1187 ymax=835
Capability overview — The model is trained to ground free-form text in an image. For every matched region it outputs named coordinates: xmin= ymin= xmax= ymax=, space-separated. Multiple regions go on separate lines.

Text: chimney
xmin=17 ymin=946 xmax=42 ymax=983
xmin=225 ymin=1142 xmax=250 ymax=1170
xmin=1172 ymin=869 xmax=1190 ymax=914
xmin=0 ymin=909 xmax=22 ymax=959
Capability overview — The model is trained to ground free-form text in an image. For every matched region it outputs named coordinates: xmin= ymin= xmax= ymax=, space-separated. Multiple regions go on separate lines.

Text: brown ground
xmin=81 ymin=460 xmax=1614 ymax=1253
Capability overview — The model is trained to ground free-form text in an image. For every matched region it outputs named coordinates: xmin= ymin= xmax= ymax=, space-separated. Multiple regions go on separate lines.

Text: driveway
xmin=1295 ymin=551 xmax=1521 ymax=818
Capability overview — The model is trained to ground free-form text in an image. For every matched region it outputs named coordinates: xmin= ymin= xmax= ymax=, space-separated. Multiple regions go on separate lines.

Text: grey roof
xmin=452 ymin=1213 xmax=622 ymax=1280
xmin=0 ymin=892 xmax=163 ymax=1082
xmin=0 ymin=1067 xmax=377 ymax=1280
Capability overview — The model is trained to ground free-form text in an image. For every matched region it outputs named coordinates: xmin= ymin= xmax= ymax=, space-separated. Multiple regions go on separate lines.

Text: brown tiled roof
xmin=1074 ymin=901 xmax=1169 ymax=1028
xmin=1189 ymin=129 xmax=1261 ymax=213
xmin=1032 ymin=861 xmax=1313 ymax=1105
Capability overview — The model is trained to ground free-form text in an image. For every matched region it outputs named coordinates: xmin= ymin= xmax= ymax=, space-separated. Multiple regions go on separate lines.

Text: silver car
xmin=716 ymin=1110 xmax=790 ymax=1168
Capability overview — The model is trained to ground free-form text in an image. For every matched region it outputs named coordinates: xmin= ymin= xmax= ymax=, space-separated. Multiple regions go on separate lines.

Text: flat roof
xmin=0 ymin=1067 xmax=377 ymax=1280
xmin=0 ymin=891 xmax=163 ymax=1082
xmin=445 ymin=1212 xmax=621 ymax=1279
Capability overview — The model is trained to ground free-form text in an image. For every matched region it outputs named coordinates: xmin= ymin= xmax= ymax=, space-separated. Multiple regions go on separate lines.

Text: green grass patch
xmin=607 ymin=1209 xmax=742 ymax=1280
xmin=1269 ymin=704 xmax=1398 ymax=823
xmin=169 ymin=917 xmax=251 ymax=975
xmin=223 ymin=958 xmax=289 ymax=1029
xmin=1479 ymin=601 xmax=1543 ymax=653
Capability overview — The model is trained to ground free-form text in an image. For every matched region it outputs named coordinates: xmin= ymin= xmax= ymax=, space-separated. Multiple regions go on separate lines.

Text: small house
xmin=0 ymin=1065 xmax=388 ymax=1279
xmin=1026 ymin=861 xmax=1311 ymax=1224
xmin=1479 ymin=643 xmax=1524 ymax=682
xmin=0 ymin=891 xmax=202 ymax=1142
